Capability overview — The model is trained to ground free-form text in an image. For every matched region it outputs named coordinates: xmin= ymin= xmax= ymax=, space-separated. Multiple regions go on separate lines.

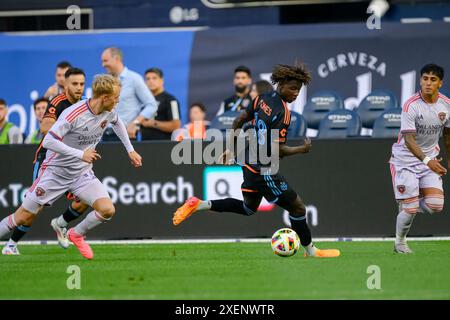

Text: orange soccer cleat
xmin=173 ymin=197 xmax=201 ymax=226
xmin=304 ymin=247 xmax=341 ymax=258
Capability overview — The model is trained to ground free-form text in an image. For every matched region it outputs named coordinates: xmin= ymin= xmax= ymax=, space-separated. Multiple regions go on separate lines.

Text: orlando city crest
xmin=438 ymin=112 xmax=446 ymax=123
xmin=35 ymin=187 xmax=46 ymax=197
xmin=101 ymin=120 xmax=108 ymax=129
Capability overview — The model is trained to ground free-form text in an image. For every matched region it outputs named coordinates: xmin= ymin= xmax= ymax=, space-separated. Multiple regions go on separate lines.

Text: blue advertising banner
xmin=0 ymin=31 xmax=194 ymax=135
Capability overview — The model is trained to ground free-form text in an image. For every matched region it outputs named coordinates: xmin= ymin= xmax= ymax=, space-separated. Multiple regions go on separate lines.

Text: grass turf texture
xmin=1 ymin=241 xmax=449 ymax=299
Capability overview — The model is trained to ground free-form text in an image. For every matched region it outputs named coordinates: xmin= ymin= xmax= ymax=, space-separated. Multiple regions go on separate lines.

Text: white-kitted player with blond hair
xmin=0 ymin=74 xmax=142 ymax=260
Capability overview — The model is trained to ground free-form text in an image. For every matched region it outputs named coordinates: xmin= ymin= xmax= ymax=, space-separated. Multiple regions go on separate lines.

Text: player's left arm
xmin=111 ymin=115 xmax=142 ymax=168
xmin=278 ymin=138 xmax=312 ymax=158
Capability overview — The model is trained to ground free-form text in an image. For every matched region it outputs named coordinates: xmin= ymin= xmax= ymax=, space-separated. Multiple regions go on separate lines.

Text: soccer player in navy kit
xmin=173 ymin=64 xmax=340 ymax=258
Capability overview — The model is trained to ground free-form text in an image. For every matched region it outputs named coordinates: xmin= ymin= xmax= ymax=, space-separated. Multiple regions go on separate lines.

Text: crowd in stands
xmin=0 ymin=47 xmax=407 ymax=146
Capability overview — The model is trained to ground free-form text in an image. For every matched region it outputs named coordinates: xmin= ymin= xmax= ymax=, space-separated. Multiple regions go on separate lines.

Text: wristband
xmin=422 ymin=156 xmax=431 ymax=165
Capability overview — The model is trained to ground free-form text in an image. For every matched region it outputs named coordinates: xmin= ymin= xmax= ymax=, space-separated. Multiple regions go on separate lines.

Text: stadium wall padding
xmin=1 ymin=139 xmax=450 ymax=240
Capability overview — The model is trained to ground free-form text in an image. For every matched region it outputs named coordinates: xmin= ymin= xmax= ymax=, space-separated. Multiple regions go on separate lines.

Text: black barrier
xmin=0 ymin=139 xmax=449 ymax=240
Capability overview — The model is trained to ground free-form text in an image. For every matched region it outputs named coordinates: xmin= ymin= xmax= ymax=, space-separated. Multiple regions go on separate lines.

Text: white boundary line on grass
xmin=2 ymin=237 xmax=450 ymax=246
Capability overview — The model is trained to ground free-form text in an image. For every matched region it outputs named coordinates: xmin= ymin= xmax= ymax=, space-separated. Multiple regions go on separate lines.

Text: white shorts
xmin=389 ymin=162 xmax=443 ymax=200
xmin=22 ymin=167 xmax=110 ymax=214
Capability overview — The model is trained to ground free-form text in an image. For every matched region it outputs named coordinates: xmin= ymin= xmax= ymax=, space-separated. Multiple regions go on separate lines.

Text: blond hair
xmin=92 ymin=74 xmax=121 ymax=98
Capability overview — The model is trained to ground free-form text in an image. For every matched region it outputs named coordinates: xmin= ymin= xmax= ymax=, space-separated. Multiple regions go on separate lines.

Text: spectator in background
xmin=141 ymin=68 xmax=181 ymax=140
xmin=175 ymin=103 xmax=209 ymax=141
xmin=44 ymin=61 xmax=72 ymax=100
xmin=101 ymin=47 xmax=157 ymax=141
xmin=216 ymin=65 xmax=253 ymax=116
xmin=25 ymin=97 xmax=48 ymax=144
xmin=250 ymin=80 xmax=274 ymax=99
xmin=0 ymin=99 xmax=23 ymax=144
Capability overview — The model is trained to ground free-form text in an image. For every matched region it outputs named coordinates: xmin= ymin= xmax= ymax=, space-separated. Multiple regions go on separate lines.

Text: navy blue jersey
xmin=241 ymin=91 xmax=291 ymax=172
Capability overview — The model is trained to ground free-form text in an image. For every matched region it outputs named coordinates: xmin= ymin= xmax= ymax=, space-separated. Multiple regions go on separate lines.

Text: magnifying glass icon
xmin=215 ymin=179 xmax=231 ymax=197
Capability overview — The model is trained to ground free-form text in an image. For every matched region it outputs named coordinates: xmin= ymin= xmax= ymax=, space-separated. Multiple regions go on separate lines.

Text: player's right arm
xmin=401 ymin=105 xmax=447 ymax=175
xmin=42 ymin=118 xmax=100 ymax=164
xmin=231 ymin=97 xmax=257 ymax=131
xmin=219 ymin=97 xmax=258 ymax=164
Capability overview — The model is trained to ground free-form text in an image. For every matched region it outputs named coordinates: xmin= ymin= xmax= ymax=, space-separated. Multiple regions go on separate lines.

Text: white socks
xmin=74 ymin=211 xmax=110 ymax=236
xmin=197 ymin=200 xmax=212 ymax=211
xmin=303 ymin=243 xmax=316 ymax=257
xmin=0 ymin=214 xmax=17 ymax=239
xmin=396 ymin=211 xmax=415 ymax=244
xmin=56 ymin=215 xmax=69 ymax=228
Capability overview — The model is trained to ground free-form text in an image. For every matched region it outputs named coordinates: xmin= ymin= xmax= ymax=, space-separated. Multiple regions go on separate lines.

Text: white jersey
xmin=43 ymin=99 xmax=118 ymax=178
xmin=390 ymin=92 xmax=450 ymax=167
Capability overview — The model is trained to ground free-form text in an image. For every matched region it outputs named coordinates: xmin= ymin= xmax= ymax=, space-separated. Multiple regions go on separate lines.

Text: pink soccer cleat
xmin=67 ymin=228 xmax=94 ymax=260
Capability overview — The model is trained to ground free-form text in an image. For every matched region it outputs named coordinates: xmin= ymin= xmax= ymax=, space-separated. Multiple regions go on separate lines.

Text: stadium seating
xmin=317 ymin=109 xmax=362 ymax=139
xmin=371 ymin=108 xmax=401 ymax=138
xmin=287 ymin=111 xmax=307 ymax=138
xmin=302 ymin=91 xmax=344 ymax=129
xmin=357 ymin=89 xmax=399 ymax=128
xmin=210 ymin=111 xmax=240 ymax=131
xmin=208 ymin=110 xmax=240 ymax=139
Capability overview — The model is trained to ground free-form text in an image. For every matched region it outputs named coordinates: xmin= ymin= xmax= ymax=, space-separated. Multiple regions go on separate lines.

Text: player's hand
xmin=218 ymin=149 xmax=235 ymax=165
xmin=427 ymin=157 xmax=447 ymax=176
xmin=301 ymin=137 xmax=312 ymax=153
xmin=82 ymin=149 xmax=101 ymax=163
xmin=127 ymin=123 xmax=137 ymax=139
xmin=129 ymin=151 xmax=142 ymax=168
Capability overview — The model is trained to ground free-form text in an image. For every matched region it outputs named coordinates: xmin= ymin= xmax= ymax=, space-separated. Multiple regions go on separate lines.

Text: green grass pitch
xmin=1 ymin=241 xmax=449 ymax=299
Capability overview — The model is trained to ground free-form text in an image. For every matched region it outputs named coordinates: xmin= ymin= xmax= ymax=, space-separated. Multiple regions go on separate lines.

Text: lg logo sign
xmin=170 ymin=6 xmax=199 ymax=24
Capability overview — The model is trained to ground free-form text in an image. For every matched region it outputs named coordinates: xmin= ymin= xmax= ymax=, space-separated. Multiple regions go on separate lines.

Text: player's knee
xmin=96 ymin=203 xmax=115 ymax=218
xmin=14 ymin=210 xmax=36 ymax=226
xmin=424 ymin=195 xmax=444 ymax=214
xmin=401 ymin=197 xmax=420 ymax=214
xmin=289 ymin=199 xmax=306 ymax=217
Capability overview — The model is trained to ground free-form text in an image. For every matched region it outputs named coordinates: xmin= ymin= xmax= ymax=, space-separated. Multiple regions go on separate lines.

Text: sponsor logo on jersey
xmin=83 ymin=127 xmax=89 ymax=131
xmin=36 ymin=187 xmax=46 ymax=197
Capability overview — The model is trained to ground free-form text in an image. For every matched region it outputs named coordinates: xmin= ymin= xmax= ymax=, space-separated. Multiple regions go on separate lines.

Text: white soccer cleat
xmin=2 ymin=244 xmax=20 ymax=255
xmin=51 ymin=218 xmax=70 ymax=249
xmin=394 ymin=242 xmax=413 ymax=254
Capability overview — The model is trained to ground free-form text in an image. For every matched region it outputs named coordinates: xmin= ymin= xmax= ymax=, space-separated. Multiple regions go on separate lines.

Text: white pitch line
xmin=1 ymin=237 xmax=449 ymax=246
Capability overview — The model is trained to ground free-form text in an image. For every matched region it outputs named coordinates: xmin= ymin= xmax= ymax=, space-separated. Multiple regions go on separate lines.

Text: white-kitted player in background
xmin=0 ymin=74 xmax=142 ymax=259
xmin=389 ymin=63 xmax=450 ymax=253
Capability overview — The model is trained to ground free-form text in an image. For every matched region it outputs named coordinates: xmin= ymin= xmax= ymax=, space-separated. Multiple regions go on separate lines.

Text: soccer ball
xmin=271 ymin=228 xmax=300 ymax=257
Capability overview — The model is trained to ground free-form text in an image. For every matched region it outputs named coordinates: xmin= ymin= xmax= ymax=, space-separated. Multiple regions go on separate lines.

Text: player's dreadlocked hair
xmin=270 ymin=63 xmax=312 ymax=86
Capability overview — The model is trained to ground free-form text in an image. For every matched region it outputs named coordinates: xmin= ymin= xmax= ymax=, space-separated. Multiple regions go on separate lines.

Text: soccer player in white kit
xmin=0 ymin=74 xmax=142 ymax=259
xmin=390 ymin=64 xmax=450 ymax=253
